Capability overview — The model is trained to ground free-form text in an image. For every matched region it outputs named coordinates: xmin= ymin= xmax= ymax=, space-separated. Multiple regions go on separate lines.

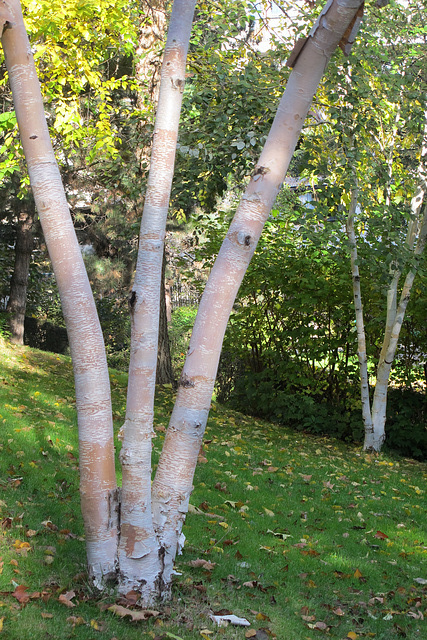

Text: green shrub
xmin=169 ymin=306 xmax=197 ymax=376
xmin=384 ymin=389 xmax=427 ymax=460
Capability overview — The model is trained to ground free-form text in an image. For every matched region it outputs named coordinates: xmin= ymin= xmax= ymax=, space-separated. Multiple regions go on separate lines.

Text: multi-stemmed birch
xmin=2 ymin=0 xmax=368 ymax=602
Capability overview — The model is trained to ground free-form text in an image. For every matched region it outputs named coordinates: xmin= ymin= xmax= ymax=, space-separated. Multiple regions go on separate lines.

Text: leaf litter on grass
xmin=0 ymin=337 xmax=426 ymax=639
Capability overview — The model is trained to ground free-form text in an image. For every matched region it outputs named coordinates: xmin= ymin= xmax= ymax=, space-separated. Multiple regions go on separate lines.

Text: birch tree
xmin=1 ymin=0 xmax=368 ymax=602
xmin=0 ymin=0 xmax=119 ymax=582
xmin=117 ymin=0 xmax=197 ymax=597
xmin=301 ymin=0 xmax=426 ymax=451
xmin=350 ymin=121 xmax=427 ymax=450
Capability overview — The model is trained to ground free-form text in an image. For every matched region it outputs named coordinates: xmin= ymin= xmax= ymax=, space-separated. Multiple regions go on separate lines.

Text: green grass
xmin=0 ymin=336 xmax=426 ymax=640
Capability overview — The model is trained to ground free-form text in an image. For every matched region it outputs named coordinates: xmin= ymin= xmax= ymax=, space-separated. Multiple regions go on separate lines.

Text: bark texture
xmin=346 ymin=187 xmax=373 ymax=434
xmin=1 ymin=0 xmax=118 ymax=583
xmin=7 ymin=195 xmax=35 ymax=345
xmin=157 ymin=250 xmax=174 ymax=385
xmin=118 ymin=0 xmax=196 ymax=599
xmin=150 ymin=0 xmax=366 ymax=591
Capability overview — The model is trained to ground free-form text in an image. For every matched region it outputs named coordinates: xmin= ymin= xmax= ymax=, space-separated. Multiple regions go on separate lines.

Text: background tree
xmin=297 ymin=0 xmax=427 ymax=451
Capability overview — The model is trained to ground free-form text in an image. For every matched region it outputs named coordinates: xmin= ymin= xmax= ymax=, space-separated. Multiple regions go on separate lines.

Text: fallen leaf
xmin=41 ymin=612 xmax=53 ymax=619
xmin=58 ymin=591 xmax=76 ymax=608
xmin=187 ymin=559 xmax=216 ymax=570
xmin=354 ymin=568 xmax=363 ymax=579
xmin=245 ymin=631 xmax=257 ymax=639
xmin=333 ymin=607 xmax=345 ymax=616
xmin=255 ymin=612 xmax=270 ymax=621
xmin=66 ymin=616 xmax=86 ymax=626
xmin=347 ymin=632 xmax=358 ymax=639
xmin=90 ymin=619 xmax=106 ymax=631
xmin=12 ymin=585 xmax=29 ymax=604
xmin=374 ymin=530 xmax=389 ymax=539
xmin=314 ymin=621 xmax=328 ymax=630
xmin=108 ymin=604 xmax=159 ymax=621
xmin=263 ymin=508 xmax=275 ymax=517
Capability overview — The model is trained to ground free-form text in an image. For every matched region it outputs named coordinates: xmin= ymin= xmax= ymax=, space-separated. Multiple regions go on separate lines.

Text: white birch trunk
xmin=1 ymin=0 xmax=118 ymax=583
xmin=365 ymin=114 xmax=427 ymax=451
xmin=345 ymin=187 xmax=373 ymax=434
xmin=150 ymin=0 xmax=366 ymax=592
xmin=366 ymin=201 xmax=427 ymax=450
xmin=118 ymin=0 xmax=196 ymax=599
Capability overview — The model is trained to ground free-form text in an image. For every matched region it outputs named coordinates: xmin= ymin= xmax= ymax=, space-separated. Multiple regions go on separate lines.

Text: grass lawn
xmin=0 ymin=336 xmax=426 ymax=639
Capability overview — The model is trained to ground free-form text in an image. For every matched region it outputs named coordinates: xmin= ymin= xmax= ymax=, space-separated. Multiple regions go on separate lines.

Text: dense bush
xmin=224 ymin=365 xmax=426 ymax=459
xmin=385 ymin=389 xmax=427 ymax=460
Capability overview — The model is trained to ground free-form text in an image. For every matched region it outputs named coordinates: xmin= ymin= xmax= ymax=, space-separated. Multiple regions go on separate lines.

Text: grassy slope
xmin=0 ymin=337 xmax=426 ymax=640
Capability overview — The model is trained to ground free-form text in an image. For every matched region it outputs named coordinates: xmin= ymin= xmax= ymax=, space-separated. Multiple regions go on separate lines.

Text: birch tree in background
xmin=349 ymin=118 xmax=427 ymax=451
xmin=1 ymin=0 xmax=370 ymax=603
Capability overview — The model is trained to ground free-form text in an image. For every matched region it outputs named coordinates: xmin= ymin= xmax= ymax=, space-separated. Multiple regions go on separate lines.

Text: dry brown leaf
xmin=12 ymin=585 xmax=29 ymax=604
xmin=243 ymin=580 xmax=257 ymax=588
xmin=315 ymin=620 xmax=328 ymax=630
xmin=66 ymin=616 xmax=86 ymax=626
xmin=374 ymin=530 xmax=389 ymax=539
xmin=108 ymin=604 xmax=159 ymax=621
xmin=245 ymin=631 xmax=257 ymax=639
xmin=354 ymin=568 xmax=363 ymax=579
xmin=187 ymin=559 xmax=216 ymax=570
xmin=41 ymin=612 xmax=53 ymax=619
xmin=58 ymin=591 xmax=76 ymax=608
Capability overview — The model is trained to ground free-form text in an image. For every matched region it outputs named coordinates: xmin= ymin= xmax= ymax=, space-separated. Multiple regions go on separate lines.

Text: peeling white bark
xmin=346 ymin=187 xmax=373 ymax=435
xmin=118 ymin=0 xmax=197 ymax=600
xmin=151 ymin=0 xmax=366 ymax=590
xmin=1 ymin=0 xmax=118 ymax=582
